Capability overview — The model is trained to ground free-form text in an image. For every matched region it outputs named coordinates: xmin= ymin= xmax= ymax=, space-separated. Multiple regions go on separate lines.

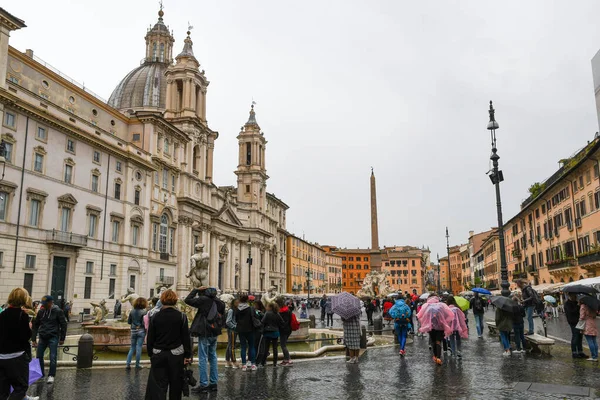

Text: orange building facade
xmin=382 ymin=246 xmax=429 ymax=294
xmin=503 ymin=136 xmax=600 ymax=288
xmin=323 ymin=247 xmax=372 ymax=294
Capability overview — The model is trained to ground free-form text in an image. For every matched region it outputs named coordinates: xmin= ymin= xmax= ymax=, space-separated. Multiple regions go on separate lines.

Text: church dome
xmin=108 ymin=9 xmax=174 ymax=111
xmin=108 ymin=62 xmax=168 ymax=110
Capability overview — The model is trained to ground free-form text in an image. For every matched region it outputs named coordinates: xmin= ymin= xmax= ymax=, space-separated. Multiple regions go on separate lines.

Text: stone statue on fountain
xmin=187 ymin=243 xmax=210 ymax=289
xmin=120 ymin=288 xmax=140 ymax=322
xmin=262 ymin=286 xmax=282 ymax=308
xmin=90 ymin=299 xmax=108 ymax=325
xmin=357 ymin=270 xmax=393 ymax=298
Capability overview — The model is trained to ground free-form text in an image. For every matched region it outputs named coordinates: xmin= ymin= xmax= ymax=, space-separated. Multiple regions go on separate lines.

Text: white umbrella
xmin=419 ymin=293 xmax=430 ymax=300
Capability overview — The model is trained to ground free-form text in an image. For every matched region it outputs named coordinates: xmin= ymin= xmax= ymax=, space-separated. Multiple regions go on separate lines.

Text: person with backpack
xmin=185 ymin=287 xmax=225 ymax=393
xmin=235 ymin=295 xmax=258 ymax=371
xmin=389 ymin=295 xmax=412 ymax=357
xmin=276 ymin=297 xmax=299 ymax=366
xmin=516 ymin=279 xmax=540 ymax=335
xmin=417 ymin=296 xmax=454 ymax=365
xmin=258 ymin=302 xmax=284 ymax=367
xmin=470 ymin=293 xmax=486 ymax=339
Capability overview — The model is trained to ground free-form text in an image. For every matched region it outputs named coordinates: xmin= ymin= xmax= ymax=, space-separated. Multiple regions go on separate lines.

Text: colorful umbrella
xmin=454 ymin=296 xmax=470 ymax=311
xmin=11 ymin=358 xmax=42 ymax=393
xmin=543 ymin=295 xmax=556 ymax=304
xmin=331 ymin=292 xmax=362 ymax=320
xmin=472 ymin=288 xmax=492 ymax=295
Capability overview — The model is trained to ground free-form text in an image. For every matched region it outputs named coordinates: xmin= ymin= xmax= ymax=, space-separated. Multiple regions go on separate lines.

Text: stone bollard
xmin=393 ymin=328 xmax=399 ymax=344
xmin=309 ymin=315 xmax=316 ymax=328
xmin=77 ymin=333 xmax=94 ymax=369
xmin=373 ymin=316 xmax=383 ymax=336
xmin=360 ymin=325 xmax=367 ymax=349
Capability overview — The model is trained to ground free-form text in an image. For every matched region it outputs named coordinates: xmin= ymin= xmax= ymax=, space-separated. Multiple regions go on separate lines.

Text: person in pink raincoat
xmin=579 ymin=298 xmax=598 ymax=362
xmin=445 ymin=297 xmax=468 ymax=358
xmin=416 ymin=296 xmax=454 ymax=365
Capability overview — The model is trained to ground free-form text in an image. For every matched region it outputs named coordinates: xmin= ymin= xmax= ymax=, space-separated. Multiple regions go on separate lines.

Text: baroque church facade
xmin=0 ymin=7 xmax=288 ymax=313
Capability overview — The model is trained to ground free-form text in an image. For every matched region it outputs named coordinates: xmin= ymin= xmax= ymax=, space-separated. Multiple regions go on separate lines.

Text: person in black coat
xmin=0 ymin=288 xmax=33 ymax=400
xmin=235 ymin=295 xmax=258 ymax=370
xmin=565 ymin=293 xmax=588 ymax=358
xmin=145 ymin=290 xmax=192 ymax=400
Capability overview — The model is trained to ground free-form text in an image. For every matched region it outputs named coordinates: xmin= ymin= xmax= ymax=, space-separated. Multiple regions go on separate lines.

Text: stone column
xmin=191 ymin=83 xmax=197 ymax=113
xmin=176 ymin=219 xmax=192 ymax=292
xmin=206 ymin=142 xmax=214 ymax=182
xmin=210 ymin=234 xmax=218 ymax=288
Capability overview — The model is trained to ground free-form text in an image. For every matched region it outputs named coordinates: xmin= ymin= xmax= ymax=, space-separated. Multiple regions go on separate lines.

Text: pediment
xmin=214 ymin=205 xmax=243 ymax=227
xmin=57 ymin=193 xmax=77 ymax=205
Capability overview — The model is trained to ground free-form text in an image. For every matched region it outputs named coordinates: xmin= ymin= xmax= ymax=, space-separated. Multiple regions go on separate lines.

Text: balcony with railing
xmin=577 ymin=250 xmax=600 ymax=269
xmin=156 ymin=276 xmax=175 ymax=286
xmin=46 ymin=229 xmax=87 ymax=247
xmin=546 ymin=257 xmax=577 ymax=271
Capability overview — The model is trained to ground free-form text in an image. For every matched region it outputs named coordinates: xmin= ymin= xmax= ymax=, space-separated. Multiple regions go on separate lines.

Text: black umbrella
xmin=491 ymin=296 xmax=519 ymax=313
xmin=562 ymin=285 xmax=598 ymax=294
xmin=577 ymin=294 xmax=600 ymax=312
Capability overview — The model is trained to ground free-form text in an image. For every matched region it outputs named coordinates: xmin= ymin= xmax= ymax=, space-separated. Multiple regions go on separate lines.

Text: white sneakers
xmin=586 ymin=358 xmax=598 ymax=362
xmin=502 ymin=351 xmax=511 ymax=357
xmin=46 ymin=376 xmax=55 ymax=384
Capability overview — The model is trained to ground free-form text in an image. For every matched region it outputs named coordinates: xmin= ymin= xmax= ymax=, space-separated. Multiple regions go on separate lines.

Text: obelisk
xmin=370 ymin=168 xmax=382 ymax=271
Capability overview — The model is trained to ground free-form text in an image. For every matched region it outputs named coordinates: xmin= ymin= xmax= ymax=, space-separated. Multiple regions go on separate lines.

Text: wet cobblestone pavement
xmin=30 ymin=318 xmax=600 ymax=400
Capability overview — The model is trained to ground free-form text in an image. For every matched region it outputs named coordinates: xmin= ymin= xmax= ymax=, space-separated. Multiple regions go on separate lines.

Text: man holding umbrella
xmin=470 ymin=289 xmax=488 ymax=339
xmin=564 ymin=292 xmax=588 ymax=359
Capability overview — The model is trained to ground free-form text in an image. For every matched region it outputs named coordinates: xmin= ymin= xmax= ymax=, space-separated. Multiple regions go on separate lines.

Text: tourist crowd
xmin=0 ymin=279 xmax=597 ymax=399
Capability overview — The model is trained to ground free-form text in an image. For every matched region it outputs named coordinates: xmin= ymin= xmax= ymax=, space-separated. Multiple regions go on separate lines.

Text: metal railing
xmin=32 ymin=54 xmax=108 ymax=103
xmin=46 ymin=229 xmax=88 ymax=247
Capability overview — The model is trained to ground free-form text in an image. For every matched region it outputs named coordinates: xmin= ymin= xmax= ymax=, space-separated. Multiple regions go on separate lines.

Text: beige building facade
xmin=0 ymin=8 xmax=288 ymax=313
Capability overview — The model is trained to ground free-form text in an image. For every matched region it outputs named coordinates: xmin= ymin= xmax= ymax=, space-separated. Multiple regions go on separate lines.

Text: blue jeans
xmin=395 ymin=324 xmax=408 ymax=350
xmin=525 ymin=306 xmax=534 ymax=333
xmin=499 ymin=331 xmax=511 ymax=351
xmin=198 ymin=336 xmax=218 ymax=387
xmin=585 ymin=335 xmax=598 ymax=359
xmin=570 ymin=325 xmax=584 ymax=355
xmin=513 ymin=323 xmax=526 ymax=351
xmin=37 ymin=335 xmax=59 ymax=377
xmin=449 ymin=331 xmax=461 ymax=354
xmin=238 ymin=332 xmax=256 ymax=365
xmin=474 ymin=313 xmax=484 ymax=336
xmin=126 ymin=329 xmax=145 ymax=367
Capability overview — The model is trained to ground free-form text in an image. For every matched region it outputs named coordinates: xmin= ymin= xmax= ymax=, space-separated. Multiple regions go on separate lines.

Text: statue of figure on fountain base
xmin=262 ymin=286 xmax=282 ymax=308
xmin=90 ymin=299 xmax=108 ymax=325
xmin=120 ymin=288 xmax=140 ymax=322
xmin=187 ymin=244 xmax=210 ymax=289
xmin=357 ymin=270 xmax=393 ymax=298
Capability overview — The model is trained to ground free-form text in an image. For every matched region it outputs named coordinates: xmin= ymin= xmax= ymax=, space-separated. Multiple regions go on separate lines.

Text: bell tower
xmin=235 ymin=104 xmax=268 ymax=211
xmin=164 ymin=28 xmax=209 ymax=122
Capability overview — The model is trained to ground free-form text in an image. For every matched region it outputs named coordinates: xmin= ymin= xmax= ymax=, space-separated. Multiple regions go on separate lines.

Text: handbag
xmin=575 ymin=320 xmax=586 ymax=331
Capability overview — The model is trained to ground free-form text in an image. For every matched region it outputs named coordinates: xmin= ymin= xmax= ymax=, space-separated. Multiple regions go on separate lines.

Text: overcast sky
xmin=7 ymin=1 xmax=600 ymax=259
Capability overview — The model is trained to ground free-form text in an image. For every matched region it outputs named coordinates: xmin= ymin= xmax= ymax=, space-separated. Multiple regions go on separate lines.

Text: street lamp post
xmin=437 ymin=253 xmax=441 ymax=294
xmin=487 ymin=101 xmax=510 ymax=298
xmin=306 ymin=256 xmax=312 ymax=301
xmin=446 ymin=227 xmax=451 ymax=294
xmin=247 ymin=236 xmax=252 ymax=294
